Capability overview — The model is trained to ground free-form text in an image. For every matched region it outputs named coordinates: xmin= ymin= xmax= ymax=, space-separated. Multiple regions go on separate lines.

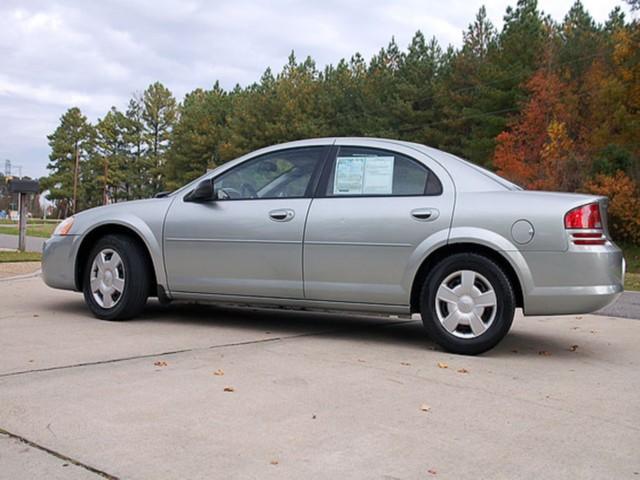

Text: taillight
xmin=564 ymin=203 xmax=606 ymax=245
xmin=564 ymin=203 xmax=602 ymax=229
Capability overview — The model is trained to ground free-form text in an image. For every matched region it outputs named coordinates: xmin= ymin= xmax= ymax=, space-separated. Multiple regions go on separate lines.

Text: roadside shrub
xmin=583 ymin=171 xmax=640 ymax=244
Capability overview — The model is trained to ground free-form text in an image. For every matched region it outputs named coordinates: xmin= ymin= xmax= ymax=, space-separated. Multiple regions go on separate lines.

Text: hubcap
xmin=435 ymin=270 xmax=497 ymax=339
xmin=90 ymin=249 xmax=125 ymax=309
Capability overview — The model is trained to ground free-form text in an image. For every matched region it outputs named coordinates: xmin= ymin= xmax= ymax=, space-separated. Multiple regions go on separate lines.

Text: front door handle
xmin=410 ymin=208 xmax=439 ymax=221
xmin=269 ymin=209 xmax=295 ymax=222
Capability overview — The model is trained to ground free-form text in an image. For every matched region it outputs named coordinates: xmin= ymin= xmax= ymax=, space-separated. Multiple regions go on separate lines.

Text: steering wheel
xmin=217 ymin=187 xmax=242 ymax=199
xmin=241 ymin=183 xmax=258 ymax=199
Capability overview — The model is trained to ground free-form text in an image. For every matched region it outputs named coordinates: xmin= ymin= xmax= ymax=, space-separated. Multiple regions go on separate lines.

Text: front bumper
xmin=521 ymin=244 xmax=624 ymax=316
xmin=41 ymin=235 xmax=80 ymax=291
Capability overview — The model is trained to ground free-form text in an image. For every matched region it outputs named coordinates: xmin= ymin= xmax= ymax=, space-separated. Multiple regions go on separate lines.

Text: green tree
xmin=123 ymin=95 xmax=147 ymax=199
xmin=94 ymin=107 xmax=129 ymax=204
xmin=142 ymin=82 xmax=177 ymax=195
xmin=166 ymin=82 xmax=231 ymax=189
xmin=43 ymin=107 xmax=95 ymax=216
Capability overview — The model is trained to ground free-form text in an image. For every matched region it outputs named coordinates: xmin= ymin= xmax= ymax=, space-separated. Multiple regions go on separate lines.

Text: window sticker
xmin=333 ymin=156 xmax=395 ymax=195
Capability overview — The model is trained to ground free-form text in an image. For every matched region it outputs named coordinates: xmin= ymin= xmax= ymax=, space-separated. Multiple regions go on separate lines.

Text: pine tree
xmin=43 ymin=108 xmax=95 ymax=216
xmin=124 ymin=95 xmax=147 ymax=199
xmin=166 ymin=82 xmax=231 ymax=189
xmin=142 ymin=82 xmax=177 ymax=195
xmin=94 ymin=107 xmax=128 ymax=204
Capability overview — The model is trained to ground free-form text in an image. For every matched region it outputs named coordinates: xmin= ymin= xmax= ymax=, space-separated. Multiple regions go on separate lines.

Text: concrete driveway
xmin=1 ymin=276 xmax=639 ymax=479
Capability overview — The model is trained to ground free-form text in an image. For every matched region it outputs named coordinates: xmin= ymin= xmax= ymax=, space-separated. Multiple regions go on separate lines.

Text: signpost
xmin=8 ymin=179 xmax=39 ymax=252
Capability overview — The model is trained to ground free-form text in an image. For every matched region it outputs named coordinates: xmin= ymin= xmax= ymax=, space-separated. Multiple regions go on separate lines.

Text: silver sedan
xmin=42 ymin=138 xmax=625 ymax=354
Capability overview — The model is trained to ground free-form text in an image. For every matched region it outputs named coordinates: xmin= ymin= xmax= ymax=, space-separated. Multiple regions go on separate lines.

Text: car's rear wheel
xmin=83 ymin=234 xmax=149 ymax=320
xmin=420 ymin=253 xmax=515 ymax=355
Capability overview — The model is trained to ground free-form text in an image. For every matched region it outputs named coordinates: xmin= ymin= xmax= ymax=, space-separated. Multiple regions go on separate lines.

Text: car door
xmin=303 ymin=143 xmax=454 ymax=305
xmin=164 ymin=146 xmax=329 ymax=298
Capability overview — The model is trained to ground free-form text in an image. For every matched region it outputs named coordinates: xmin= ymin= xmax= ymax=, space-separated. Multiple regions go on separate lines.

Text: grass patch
xmin=625 ymin=273 xmax=640 ymax=292
xmin=0 ymin=223 xmax=56 ymax=238
xmin=0 ymin=218 xmax=60 ymax=225
xmin=620 ymin=243 xmax=640 ymax=274
xmin=0 ymin=250 xmax=42 ymax=262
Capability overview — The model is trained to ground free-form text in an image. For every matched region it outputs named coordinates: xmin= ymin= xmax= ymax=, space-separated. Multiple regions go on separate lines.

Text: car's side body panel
xmin=303 ymin=196 xmax=452 ymax=304
xmin=42 ymin=198 xmax=172 ymax=292
xmin=163 ymin=197 xmax=312 ymax=298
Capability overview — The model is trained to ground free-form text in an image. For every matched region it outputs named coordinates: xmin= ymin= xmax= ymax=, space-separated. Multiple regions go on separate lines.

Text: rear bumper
xmin=41 ymin=235 xmax=79 ymax=291
xmin=521 ymin=244 xmax=624 ymax=316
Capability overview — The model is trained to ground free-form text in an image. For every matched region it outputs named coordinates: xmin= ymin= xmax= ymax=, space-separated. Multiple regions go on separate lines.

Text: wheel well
xmin=75 ymin=224 xmax=157 ymax=295
xmin=410 ymin=243 xmax=524 ymax=313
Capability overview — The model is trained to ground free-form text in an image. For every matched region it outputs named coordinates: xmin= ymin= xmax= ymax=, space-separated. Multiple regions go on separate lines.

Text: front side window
xmin=325 ymin=147 xmax=442 ymax=197
xmin=213 ymin=147 xmax=326 ymax=200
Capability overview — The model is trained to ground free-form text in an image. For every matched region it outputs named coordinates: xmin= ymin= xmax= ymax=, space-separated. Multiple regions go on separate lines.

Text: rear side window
xmin=324 ymin=147 xmax=442 ymax=197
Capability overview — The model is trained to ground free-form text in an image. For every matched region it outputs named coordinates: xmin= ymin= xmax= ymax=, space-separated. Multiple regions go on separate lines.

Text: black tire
xmin=82 ymin=234 xmax=150 ymax=320
xmin=420 ymin=253 xmax=515 ymax=355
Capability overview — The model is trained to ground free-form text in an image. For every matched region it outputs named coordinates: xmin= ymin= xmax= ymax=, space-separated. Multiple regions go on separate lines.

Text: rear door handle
xmin=269 ymin=209 xmax=295 ymax=222
xmin=410 ymin=208 xmax=439 ymax=221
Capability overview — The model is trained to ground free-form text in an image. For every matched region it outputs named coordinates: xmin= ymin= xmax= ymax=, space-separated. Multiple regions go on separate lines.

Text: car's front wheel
xmin=83 ymin=234 xmax=149 ymax=320
xmin=420 ymin=253 xmax=515 ymax=355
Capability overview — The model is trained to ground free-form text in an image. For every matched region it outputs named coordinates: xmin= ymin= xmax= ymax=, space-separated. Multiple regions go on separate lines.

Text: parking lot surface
xmin=1 ymin=276 xmax=639 ymax=479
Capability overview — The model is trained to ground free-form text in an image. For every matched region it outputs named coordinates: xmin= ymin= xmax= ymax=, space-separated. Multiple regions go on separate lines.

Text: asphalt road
xmin=0 ymin=233 xmax=45 ymax=252
xmin=1 ymin=276 xmax=639 ymax=479
xmin=598 ymin=291 xmax=640 ymax=320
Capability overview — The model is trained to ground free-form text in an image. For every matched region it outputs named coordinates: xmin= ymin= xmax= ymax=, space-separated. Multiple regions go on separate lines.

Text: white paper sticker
xmin=333 ymin=156 xmax=395 ymax=195
xmin=333 ymin=157 xmax=365 ymax=194
xmin=363 ymin=157 xmax=394 ymax=194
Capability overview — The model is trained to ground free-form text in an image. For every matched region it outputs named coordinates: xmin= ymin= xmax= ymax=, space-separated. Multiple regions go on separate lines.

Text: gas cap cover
xmin=511 ymin=219 xmax=535 ymax=245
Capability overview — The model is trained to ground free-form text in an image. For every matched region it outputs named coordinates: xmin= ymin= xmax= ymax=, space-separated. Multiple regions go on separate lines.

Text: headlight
xmin=53 ymin=217 xmax=75 ymax=236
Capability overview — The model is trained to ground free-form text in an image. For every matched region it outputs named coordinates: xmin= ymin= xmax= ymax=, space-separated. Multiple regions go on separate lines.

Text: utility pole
xmin=103 ymin=156 xmax=109 ymax=205
xmin=72 ymin=142 xmax=79 ymax=214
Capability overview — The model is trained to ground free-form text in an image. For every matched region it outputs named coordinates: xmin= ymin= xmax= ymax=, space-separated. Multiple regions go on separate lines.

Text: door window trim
xmin=313 ymin=145 xmax=443 ymax=199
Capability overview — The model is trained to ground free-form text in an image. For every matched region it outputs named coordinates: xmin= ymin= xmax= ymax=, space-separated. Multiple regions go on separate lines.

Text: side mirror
xmin=186 ymin=179 xmax=214 ymax=202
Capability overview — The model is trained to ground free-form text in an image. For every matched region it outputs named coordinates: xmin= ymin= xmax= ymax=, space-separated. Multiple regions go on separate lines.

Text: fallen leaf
xmin=33 ymin=314 xmax=39 ymax=317
xmin=400 ymin=362 xmax=411 ymax=366
xmin=223 ymin=386 xmax=235 ymax=392
xmin=427 ymin=468 xmax=437 ymax=475
xmin=357 ymin=359 xmax=366 ymax=363
xmin=457 ymin=368 xmax=469 ymax=374
xmin=569 ymin=345 xmax=579 ymax=352
xmin=154 ymin=361 xmax=168 ymax=367
xmin=437 ymin=362 xmax=448 ymax=369
xmin=213 ymin=369 xmax=224 ymax=376
xmin=270 ymin=460 xmax=279 ymax=465
xmin=575 ymin=316 xmax=583 ymax=320
xmin=420 ymin=404 xmax=431 ymax=412
xmin=538 ymin=351 xmax=552 ymax=356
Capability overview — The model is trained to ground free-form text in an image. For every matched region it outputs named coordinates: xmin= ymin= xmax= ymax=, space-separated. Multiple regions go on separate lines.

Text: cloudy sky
xmin=0 ymin=0 xmax=632 ymax=178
